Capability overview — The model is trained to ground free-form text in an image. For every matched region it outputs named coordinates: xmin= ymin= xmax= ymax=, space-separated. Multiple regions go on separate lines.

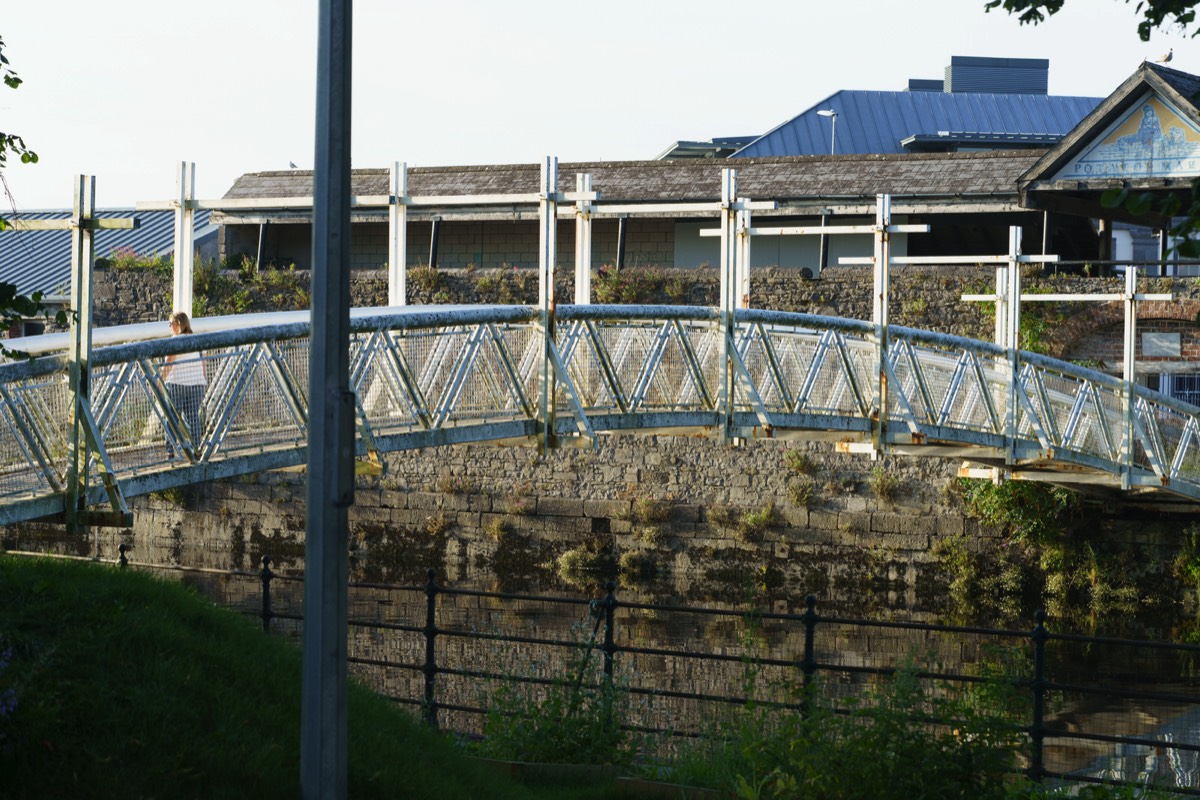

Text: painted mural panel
xmin=1055 ymin=92 xmax=1200 ymax=180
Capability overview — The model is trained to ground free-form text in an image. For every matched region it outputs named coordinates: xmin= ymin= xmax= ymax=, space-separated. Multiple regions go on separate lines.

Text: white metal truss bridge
xmin=4 ymin=168 xmax=1198 ymax=527
xmin=3 ymin=301 xmax=1200 ymax=528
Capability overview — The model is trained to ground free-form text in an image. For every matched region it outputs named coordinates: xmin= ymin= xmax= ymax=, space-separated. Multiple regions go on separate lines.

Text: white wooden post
xmin=736 ymin=203 xmax=751 ymax=309
xmin=1005 ymin=227 xmax=1023 ymax=462
xmin=718 ymin=169 xmax=739 ymax=443
xmin=538 ymin=157 xmax=558 ymax=451
xmin=66 ymin=175 xmax=96 ymax=534
xmin=574 ymin=173 xmax=593 ymax=304
xmin=173 ymin=161 xmax=196 ymax=315
xmin=1122 ymin=266 xmax=1139 ymax=489
xmin=872 ymin=193 xmax=891 ymax=455
xmin=388 ymin=161 xmax=407 ymax=306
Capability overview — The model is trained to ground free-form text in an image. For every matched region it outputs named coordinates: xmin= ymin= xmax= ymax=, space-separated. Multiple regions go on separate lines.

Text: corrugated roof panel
xmin=0 ymin=209 xmax=213 ymax=297
xmin=733 ymin=91 xmax=1103 ymax=158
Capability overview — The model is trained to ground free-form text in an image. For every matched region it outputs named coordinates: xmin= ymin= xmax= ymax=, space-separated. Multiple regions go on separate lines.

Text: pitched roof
xmin=730 ymin=90 xmax=1102 ymax=158
xmin=1018 ymin=62 xmax=1200 ymax=224
xmin=0 ymin=209 xmax=214 ymax=298
xmin=221 ymin=151 xmax=1042 ymax=220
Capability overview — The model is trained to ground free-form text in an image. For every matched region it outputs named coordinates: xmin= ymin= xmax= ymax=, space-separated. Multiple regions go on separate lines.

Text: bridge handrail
xmin=7 ymin=302 xmax=1197 ymax=419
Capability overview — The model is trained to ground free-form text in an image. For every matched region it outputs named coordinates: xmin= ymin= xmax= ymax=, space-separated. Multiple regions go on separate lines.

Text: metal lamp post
xmin=817 ymin=109 xmax=838 ymax=155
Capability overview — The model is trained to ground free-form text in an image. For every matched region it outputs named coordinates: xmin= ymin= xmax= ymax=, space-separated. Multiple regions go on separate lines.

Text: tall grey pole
xmin=302 ymin=0 xmax=353 ymax=798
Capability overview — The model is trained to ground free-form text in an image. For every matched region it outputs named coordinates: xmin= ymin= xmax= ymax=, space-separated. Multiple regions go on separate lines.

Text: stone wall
xmin=13 ymin=432 xmax=1189 ymax=629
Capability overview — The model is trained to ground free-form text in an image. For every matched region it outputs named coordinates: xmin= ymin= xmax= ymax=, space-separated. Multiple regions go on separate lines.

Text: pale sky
xmin=0 ymin=1 xmax=1191 ymax=210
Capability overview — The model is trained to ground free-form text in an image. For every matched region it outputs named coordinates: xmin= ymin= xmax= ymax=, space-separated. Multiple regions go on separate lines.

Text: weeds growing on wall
xmin=737 ymin=503 xmax=777 ymax=543
xmin=99 ymin=245 xmax=172 ymax=277
xmin=783 ymin=449 xmax=821 ymax=477
xmin=868 ymin=465 xmax=902 ymax=504
xmin=192 ymin=257 xmax=309 ymax=317
xmin=593 ymin=265 xmax=673 ymax=304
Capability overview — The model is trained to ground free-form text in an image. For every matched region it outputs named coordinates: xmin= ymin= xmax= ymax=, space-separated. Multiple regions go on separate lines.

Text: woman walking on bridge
xmin=163 ymin=311 xmax=207 ymax=458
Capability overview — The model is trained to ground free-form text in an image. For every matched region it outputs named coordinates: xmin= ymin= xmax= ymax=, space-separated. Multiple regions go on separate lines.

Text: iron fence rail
xmin=13 ymin=549 xmax=1196 ymax=795
xmin=3 ymin=304 xmax=1200 ymax=525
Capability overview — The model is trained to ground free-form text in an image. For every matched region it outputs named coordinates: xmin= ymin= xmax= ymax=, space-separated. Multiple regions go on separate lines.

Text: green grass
xmin=0 ymin=556 xmax=612 ymax=800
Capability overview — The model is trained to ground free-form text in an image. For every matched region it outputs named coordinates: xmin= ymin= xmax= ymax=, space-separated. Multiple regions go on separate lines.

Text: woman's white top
xmin=166 ymin=352 xmax=206 ymax=386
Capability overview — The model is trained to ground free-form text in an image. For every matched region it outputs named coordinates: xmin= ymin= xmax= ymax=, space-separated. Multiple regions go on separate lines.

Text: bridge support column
xmin=172 ymin=161 xmax=196 ymax=315
xmin=388 ymin=161 xmax=407 ymax=306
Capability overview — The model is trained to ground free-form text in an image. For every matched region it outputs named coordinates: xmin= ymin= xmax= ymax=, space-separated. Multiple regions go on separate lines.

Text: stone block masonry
xmin=32 ymin=432 xmax=1191 ymax=622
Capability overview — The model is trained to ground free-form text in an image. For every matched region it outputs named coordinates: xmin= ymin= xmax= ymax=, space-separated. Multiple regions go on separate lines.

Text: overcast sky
xmin=0 ymin=1 xmax=1190 ymax=210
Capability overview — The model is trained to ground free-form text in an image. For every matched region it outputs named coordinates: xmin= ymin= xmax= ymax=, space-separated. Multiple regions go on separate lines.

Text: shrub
xmin=783 ymin=449 xmax=821 ymax=477
xmin=868 ymin=465 xmax=902 ymax=503
xmin=737 ymin=503 xmax=776 ymax=543
xmin=957 ymin=478 xmax=1079 ymax=544
xmin=473 ymin=629 xmax=642 ymax=768
xmin=788 ymin=478 xmax=816 ymax=509
xmin=593 ymin=265 xmax=668 ymax=304
xmin=668 ymin=660 xmax=1028 ymax=799
xmin=628 ymin=495 xmax=670 ymax=525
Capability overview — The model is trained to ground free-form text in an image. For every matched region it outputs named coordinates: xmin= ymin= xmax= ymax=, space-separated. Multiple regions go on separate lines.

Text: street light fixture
xmin=816 ymin=109 xmax=838 ymax=155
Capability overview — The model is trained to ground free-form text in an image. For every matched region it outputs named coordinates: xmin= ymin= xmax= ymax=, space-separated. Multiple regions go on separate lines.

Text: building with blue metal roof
xmin=0 ymin=209 xmax=216 ymax=299
xmin=658 ymin=56 xmax=1103 ymax=160
xmin=733 ymin=89 xmax=1102 ymax=158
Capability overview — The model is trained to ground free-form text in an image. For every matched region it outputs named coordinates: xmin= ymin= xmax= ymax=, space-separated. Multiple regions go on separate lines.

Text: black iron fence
xmin=22 ymin=546 xmax=1200 ymax=794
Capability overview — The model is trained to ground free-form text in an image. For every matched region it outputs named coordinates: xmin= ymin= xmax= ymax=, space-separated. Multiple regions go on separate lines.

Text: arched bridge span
xmin=3 ymin=304 xmax=1200 ymax=526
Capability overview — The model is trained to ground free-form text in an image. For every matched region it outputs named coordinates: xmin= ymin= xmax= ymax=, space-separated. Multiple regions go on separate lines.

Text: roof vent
xmin=944 ymin=56 xmax=1049 ymax=94
xmin=906 ymin=79 xmax=943 ymax=93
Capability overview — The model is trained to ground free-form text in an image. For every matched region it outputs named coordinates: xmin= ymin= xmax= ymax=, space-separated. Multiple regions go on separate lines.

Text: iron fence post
xmin=801 ymin=594 xmax=818 ymax=717
xmin=423 ymin=569 xmax=439 ymax=729
xmin=118 ymin=543 xmax=129 ymax=568
xmin=601 ymin=581 xmax=618 ymax=680
xmin=260 ymin=555 xmax=274 ymax=633
xmin=1029 ymin=609 xmax=1048 ymax=783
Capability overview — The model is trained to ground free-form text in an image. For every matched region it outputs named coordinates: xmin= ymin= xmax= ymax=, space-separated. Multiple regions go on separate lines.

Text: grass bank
xmin=0 ymin=556 xmax=607 ymax=799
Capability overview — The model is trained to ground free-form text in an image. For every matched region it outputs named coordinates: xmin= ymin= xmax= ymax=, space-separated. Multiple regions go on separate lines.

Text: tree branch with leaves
xmin=984 ymin=0 xmax=1198 ymax=41
xmin=0 ymin=34 xmax=66 ymax=351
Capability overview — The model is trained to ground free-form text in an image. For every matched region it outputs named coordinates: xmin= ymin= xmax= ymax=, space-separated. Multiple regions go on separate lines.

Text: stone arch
xmin=1047 ymin=298 xmax=1200 ymax=360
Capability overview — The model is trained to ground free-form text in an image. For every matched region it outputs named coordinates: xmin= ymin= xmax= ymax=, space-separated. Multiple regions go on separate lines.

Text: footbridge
xmin=3 ymin=302 xmax=1200 ymax=527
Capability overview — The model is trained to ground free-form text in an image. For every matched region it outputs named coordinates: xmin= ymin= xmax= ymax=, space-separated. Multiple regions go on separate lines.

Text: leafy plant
xmin=627 ymin=495 xmax=670 ymax=525
xmin=783 ymin=449 xmax=821 ymax=477
xmin=737 ymin=503 xmax=776 ymax=543
xmin=555 ymin=544 xmax=615 ymax=589
xmin=408 ymin=265 xmax=446 ymax=298
xmin=868 ymin=465 xmax=902 ymax=503
xmin=787 ymin=478 xmax=816 ymax=509
xmin=593 ymin=265 xmax=670 ymax=304
xmin=668 ymin=658 xmax=1029 ymax=799
xmin=474 ymin=624 xmax=643 ymax=768
xmin=957 ymin=478 xmax=1079 ymax=544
